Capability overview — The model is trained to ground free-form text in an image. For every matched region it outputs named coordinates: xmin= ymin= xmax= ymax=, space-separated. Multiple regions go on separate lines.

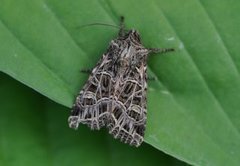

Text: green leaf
xmin=0 ymin=73 xmax=186 ymax=166
xmin=0 ymin=0 xmax=240 ymax=165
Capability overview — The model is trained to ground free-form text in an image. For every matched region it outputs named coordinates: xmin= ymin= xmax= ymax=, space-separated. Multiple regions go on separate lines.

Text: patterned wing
xmin=68 ymin=52 xmax=114 ymax=130
xmin=69 ymin=28 xmax=150 ymax=147
xmin=107 ymin=62 xmax=147 ymax=147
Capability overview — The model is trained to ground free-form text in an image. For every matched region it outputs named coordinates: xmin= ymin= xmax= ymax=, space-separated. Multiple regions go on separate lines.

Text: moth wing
xmin=108 ymin=64 xmax=147 ymax=147
xmin=68 ymin=53 xmax=114 ymax=130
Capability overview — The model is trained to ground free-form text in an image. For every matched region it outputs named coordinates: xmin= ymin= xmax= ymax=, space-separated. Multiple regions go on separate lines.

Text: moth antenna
xmin=77 ymin=23 xmax=121 ymax=30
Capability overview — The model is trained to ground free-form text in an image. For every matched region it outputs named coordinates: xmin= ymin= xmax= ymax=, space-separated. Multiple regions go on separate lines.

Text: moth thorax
xmin=119 ymin=58 xmax=129 ymax=67
xmin=119 ymin=45 xmax=136 ymax=66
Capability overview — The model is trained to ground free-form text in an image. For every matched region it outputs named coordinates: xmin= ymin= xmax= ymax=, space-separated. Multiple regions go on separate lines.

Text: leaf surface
xmin=0 ymin=0 xmax=240 ymax=165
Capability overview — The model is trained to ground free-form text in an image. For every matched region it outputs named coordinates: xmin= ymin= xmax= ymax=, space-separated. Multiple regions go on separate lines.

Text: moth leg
xmin=147 ymin=76 xmax=156 ymax=81
xmin=118 ymin=16 xmax=125 ymax=37
xmin=80 ymin=68 xmax=92 ymax=74
xmin=148 ymin=48 xmax=174 ymax=54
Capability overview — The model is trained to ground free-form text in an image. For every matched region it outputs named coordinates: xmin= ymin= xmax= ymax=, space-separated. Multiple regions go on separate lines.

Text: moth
xmin=68 ymin=17 xmax=174 ymax=147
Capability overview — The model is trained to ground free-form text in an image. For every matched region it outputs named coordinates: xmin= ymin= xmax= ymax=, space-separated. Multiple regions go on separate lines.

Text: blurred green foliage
xmin=0 ymin=73 xmax=187 ymax=166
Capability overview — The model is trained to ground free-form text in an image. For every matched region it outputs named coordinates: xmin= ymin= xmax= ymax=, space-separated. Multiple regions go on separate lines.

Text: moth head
xmin=126 ymin=29 xmax=141 ymax=43
xmin=113 ymin=29 xmax=146 ymax=69
xmin=118 ymin=43 xmax=144 ymax=68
